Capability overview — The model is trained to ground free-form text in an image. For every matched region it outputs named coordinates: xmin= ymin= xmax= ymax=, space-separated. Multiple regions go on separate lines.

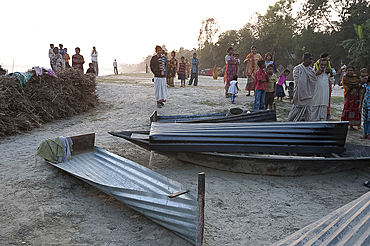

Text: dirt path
xmin=1 ymin=73 xmax=370 ymax=245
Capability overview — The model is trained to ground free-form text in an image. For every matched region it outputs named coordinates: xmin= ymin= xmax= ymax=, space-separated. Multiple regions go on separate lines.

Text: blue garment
xmin=5 ymin=72 xmax=34 ymax=89
xmin=59 ymin=49 xmax=66 ymax=60
xmin=276 ymin=84 xmax=285 ymax=97
xmin=254 ymin=90 xmax=266 ymax=110
xmin=230 ymin=94 xmax=236 ymax=103
xmin=191 ymin=58 xmax=199 ymax=73
xmin=265 ymin=61 xmax=277 ymax=73
xmin=364 ymin=121 xmax=370 ymax=134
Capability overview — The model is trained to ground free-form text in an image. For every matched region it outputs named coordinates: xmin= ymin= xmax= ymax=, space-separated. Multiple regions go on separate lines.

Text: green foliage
xmin=341 ymin=19 xmax=370 ymax=70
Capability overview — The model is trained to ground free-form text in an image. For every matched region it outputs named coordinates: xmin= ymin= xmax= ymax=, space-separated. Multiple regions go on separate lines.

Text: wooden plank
xmin=197 ymin=172 xmax=205 ymax=246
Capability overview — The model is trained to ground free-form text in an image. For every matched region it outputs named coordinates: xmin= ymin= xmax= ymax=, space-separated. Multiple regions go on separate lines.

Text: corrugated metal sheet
xmin=149 ymin=121 xmax=349 ymax=154
xmin=47 ymin=146 xmax=203 ymax=245
xmin=108 ymin=131 xmax=370 ymax=176
xmin=273 ymin=191 xmax=370 ymax=246
xmin=150 ymin=109 xmax=276 ymax=123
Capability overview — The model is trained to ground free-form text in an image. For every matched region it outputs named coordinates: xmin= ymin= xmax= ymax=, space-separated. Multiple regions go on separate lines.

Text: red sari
xmin=341 ymin=75 xmax=361 ymax=126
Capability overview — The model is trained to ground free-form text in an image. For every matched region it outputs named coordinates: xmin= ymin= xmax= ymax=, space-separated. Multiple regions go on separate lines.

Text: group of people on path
xmin=288 ymin=52 xmax=369 ymax=139
xmin=149 ymin=46 xmax=200 ymax=108
xmin=48 ymin=44 xmax=100 ymax=76
xmin=224 ymin=46 xmax=292 ymax=108
xmin=149 ymin=44 xmax=370 ymax=139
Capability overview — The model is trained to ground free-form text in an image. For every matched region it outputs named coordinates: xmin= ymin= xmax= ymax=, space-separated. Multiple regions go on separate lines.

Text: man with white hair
xmin=287 ymin=53 xmax=317 ymax=121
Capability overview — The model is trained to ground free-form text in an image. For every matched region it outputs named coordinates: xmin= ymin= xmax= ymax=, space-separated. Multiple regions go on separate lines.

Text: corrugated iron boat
xmin=43 ymin=133 xmax=204 ymax=246
xmin=150 ymin=108 xmax=276 ymax=123
xmin=272 ymin=191 xmax=370 ymax=245
xmin=109 ymin=121 xmax=370 ymax=176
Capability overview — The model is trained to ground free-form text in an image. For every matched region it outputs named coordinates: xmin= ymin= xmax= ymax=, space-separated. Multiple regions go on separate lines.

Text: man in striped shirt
xmin=150 ymin=46 xmax=167 ymax=108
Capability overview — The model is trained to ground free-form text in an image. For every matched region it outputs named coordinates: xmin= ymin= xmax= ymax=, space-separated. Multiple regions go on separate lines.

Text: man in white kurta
xmin=287 ymin=53 xmax=317 ymax=121
xmin=311 ymin=58 xmax=334 ymax=121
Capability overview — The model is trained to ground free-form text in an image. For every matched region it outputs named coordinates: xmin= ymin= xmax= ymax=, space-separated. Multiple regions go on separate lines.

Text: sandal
xmin=364 ymin=181 xmax=370 ymax=188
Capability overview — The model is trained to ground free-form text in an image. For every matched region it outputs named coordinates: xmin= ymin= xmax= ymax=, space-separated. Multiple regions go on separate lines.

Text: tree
xmin=341 ymin=19 xmax=370 ymax=70
xmin=298 ymin=0 xmax=370 ymax=33
xmin=248 ymin=0 xmax=297 ymax=66
xmin=198 ymin=18 xmax=220 ymax=49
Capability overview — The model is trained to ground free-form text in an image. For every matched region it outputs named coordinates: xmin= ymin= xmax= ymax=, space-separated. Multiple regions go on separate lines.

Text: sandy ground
xmin=1 ymin=73 xmax=370 ymax=246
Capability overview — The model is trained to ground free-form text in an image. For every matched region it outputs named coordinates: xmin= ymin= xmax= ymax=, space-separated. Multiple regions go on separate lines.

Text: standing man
xmin=59 ymin=44 xmax=66 ymax=70
xmin=150 ymin=45 xmax=167 ymax=108
xmin=287 ymin=53 xmax=317 ymax=121
xmin=72 ymin=47 xmax=85 ymax=73
xmin=113 ymin=59 xmax=118 ymax=74
xmin=49 ymin=44 xmax=54 ymax=69
xmin=64 ymin=48 xmax=71 ymax=68
xmin=189 ymin=53 xmax=200 ymax=86
xmin=91 ymin=46 xmax=99 ymax=76
xmin=311 ymin=58 xmax=334 ymax=121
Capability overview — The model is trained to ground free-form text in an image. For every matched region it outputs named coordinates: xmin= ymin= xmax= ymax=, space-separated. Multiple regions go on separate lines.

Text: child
xmin=265 ymin=64 xmax=278 ymax=109
xmin=178 ymin=56 xmax=186 ymax=87
xmin=276 ymin=69 xmax=290 ymax=101
xmin=360 ymin=68 xmax=369 ymax=139
xmin=253 ymin=60 xmax=268 ymax=110
xmin=86 ymin=63 xmax=96 ymax=74
xmin=264 ymin=52 xmax=277 ymax=73
xmin=234 ymin=53 xmax=240 ymax=74
xmin=228 ymin=75 xmax=240 ymax=104
xmin=287 ymin=82 xmax=294 ymax=102
xmin=167 ymin=51 xmax=177 ymax=87
xmin=359 ymin=68 xmax=368 ymax=109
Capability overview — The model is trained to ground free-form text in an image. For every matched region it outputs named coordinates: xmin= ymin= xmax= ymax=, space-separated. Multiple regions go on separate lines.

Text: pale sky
xmin=1 ymin=0 xmax=300 ymax=74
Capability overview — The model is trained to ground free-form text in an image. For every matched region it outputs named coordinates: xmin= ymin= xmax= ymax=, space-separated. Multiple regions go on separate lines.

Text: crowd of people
xmin=149 ymin=46 xmax=199 ymax=108
xmin=48 ymin=44 xmax=101 ymax=76
xmin=149 ymin=44 xmax=370 ymax=140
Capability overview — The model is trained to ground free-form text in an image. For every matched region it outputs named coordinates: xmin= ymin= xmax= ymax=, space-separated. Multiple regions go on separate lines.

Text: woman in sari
xmin=225 ymin=47 xmax=238 ymax=97
xmin=243 ymin=46 xmax=263 ymax=96
xmin=213 ymin=65 xmax=218 ymax=79
xmin=341 ymin=65 xmax=365 ymax=129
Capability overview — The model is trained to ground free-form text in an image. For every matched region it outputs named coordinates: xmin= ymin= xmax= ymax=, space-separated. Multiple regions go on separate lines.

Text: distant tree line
xmin=119 ymin=46 xmax=196 ymax=73
xmin=197 ymin=0 xmax=370 ymax=75
xmin=121 ymin=0 xmax=369 ymax=75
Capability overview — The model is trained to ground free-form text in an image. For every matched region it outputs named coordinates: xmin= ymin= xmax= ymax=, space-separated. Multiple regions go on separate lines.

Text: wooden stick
xmin=168 ymin=190 xmax=189 ymax=198
xmin=197 ymin=172 xmax=205 ymax=246
xmin=148 ymin=151 xmax=154 ymax=170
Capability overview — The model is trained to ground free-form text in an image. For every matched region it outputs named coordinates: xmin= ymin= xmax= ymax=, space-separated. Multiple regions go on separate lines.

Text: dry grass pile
xmin=0 ymin=68 xmax=99 ymax=136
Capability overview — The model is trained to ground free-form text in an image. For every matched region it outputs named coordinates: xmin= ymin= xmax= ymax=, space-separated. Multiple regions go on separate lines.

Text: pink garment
xmin=225 ymin=56 xmax=237 ymax=87
xmin=277 ymin=74 xmax=286 ymax=86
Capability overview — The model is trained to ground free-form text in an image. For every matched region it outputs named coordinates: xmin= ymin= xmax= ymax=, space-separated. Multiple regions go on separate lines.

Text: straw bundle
xmin=0 ymin=68 xmax=99 ymax=136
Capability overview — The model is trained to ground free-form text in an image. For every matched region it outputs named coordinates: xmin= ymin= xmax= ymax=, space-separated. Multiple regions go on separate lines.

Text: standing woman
xmin=213 ymin=64 xmax=218 ymax=80
xmin=244 ymin=46 xmax=263 ymax=96
xmin=150 ymin=45 xmax=167 ymax=108
xmin=340 ymin=65 xmax=365 ymax=130
xmin=91 ymin=46 xmax=98 ymax=76
xmin=264 ymin=52 xmax=277 ymax=73
xmin=225 ymin=47 xmax=238 ymax=97
xmin=51 ymin=47 xmax=64 ymax=73
xmin=72 ymin=47 xmax=85 ymax=73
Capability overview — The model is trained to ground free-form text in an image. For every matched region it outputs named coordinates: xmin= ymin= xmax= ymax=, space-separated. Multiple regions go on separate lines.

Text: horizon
xmin=0 ymin=0 xmax=303 ymax=74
